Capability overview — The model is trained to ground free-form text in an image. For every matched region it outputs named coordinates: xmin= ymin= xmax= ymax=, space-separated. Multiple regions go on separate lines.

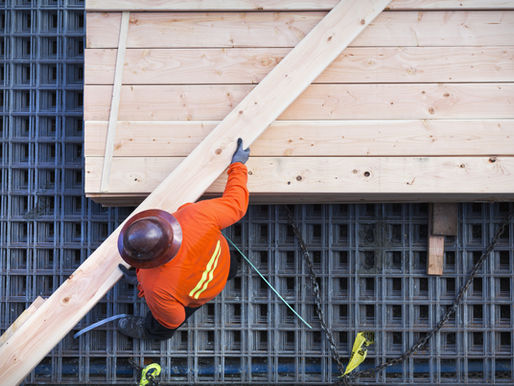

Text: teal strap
xmin=224 ymin=234 xmax=312 ymax=329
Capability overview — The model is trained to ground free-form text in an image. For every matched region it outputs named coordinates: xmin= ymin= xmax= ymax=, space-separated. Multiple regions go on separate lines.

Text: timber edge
xmin=87 ymin=193 xmax=514 ymax=207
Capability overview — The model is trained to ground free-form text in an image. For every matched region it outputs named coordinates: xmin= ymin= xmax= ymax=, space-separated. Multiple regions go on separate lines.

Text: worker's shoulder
xmin=177 ymin=200 xmax=212 ymax=213
xmin=176 ymin=200 xmax=214 ymax=221
xmin=176 ymin=202 xmax=194 ymax=212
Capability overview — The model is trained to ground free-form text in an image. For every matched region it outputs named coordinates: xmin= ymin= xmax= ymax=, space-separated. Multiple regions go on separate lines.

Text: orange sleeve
xmin=147 ymin=292 xmax=186 ymax=329
xmin=195 ymin=162 xmax=249 ymax=229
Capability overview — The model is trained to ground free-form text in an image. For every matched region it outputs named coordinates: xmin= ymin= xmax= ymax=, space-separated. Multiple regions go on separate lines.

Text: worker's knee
xmin=143 ymin=311 xmax=179 ymax=341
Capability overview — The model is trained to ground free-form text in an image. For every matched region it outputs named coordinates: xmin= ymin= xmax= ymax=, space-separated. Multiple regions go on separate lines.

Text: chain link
xmin=287 ymin=206 xmax=513 ymax=384
xmin=286 ymin=207 xmax=347 ymax=375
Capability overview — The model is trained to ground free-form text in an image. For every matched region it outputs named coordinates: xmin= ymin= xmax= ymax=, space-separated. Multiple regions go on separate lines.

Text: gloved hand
xmin=231 ymin=138 xmax=250 ymax=164
xmin=119 ymin=264 xmax=138 ymax=285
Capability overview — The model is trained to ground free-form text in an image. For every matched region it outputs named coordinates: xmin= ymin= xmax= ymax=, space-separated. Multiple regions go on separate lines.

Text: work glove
xmin=231 ymin=138 xmax=250 ymax=165
xmin=119 ymin=264 xmax=138 ymax=285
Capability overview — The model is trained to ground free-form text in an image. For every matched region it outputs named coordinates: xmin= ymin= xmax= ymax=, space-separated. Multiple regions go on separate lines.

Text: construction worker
xmin=116 ymin=138 xmax=250 ymax=340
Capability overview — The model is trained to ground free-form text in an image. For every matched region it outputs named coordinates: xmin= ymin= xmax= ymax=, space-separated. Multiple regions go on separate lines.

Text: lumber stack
xmin=84 ymin=0 xmax=514 ymax=206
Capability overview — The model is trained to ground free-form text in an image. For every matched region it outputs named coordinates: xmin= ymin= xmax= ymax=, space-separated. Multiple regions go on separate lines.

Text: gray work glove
xmin=118 ymin=264 xmax=138 ymax=286
xmin=231 ymin=138 xmax=250 ymax=164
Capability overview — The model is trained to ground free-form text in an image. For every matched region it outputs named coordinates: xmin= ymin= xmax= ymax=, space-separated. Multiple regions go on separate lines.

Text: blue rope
xmin=73 ymin=314 xmax=128 ymax=339
xmin=224 ymin=234 xmax=312 ymax=329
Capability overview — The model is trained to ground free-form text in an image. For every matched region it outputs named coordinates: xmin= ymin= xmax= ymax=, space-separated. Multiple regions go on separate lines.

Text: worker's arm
xmin=199 ymin=162 xmax=249 ymax=229
xmin=194 ymin=139 xmax=250 ymax=229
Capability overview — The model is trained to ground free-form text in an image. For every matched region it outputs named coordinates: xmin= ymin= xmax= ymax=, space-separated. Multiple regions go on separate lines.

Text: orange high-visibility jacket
xmin=136 ymin=162 xmax=249 ymax=329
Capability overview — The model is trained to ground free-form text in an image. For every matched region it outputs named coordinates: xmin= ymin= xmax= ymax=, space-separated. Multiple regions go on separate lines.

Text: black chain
xmin=286 ymin=206 xmax=513 ymax=384
xmin=286 ymin=207 xmax=347 ymax=375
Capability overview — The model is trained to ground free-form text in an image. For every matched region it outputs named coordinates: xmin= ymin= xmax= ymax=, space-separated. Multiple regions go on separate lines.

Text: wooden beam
xmin=100 ymin=11 xmax=129 ymax=192
xmin=428 ymin=203 xmax=458 ymax=275
xmin=84 ymin=83 xmax=514 ymax=121
xmin=0 ymin=1 xmax=391 ymax=382
xmin=86 ymin=0 xmax=514 ymax=11
xmin=87 ymin=192 xmax=514 ymax=207
xmin=428 ymin=204 xmax=444 ymax=275
xmin=390 ymin=0 xmax=514 ymax=9
xmin=86 ymin=11 xmax=514 ymax=48
xmin=85 ymin=156 xmax=514 ymax=195
xmin=0 ymin=297 xmax=46 ymax=348
xmin=84 ymin=119 xmax=514 ymax=157
xmin=84 ymin=46 xmax=514 ymax=85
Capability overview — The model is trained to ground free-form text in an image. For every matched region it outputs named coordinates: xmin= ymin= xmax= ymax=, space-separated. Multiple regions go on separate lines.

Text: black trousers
xmin=143 ymin=252 xmax=240 ymax=341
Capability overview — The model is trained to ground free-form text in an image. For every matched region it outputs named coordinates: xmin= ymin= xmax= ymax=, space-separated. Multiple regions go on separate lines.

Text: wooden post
xmin=0 ymin=1 xmax=392 ymax=383
xmin=432 ymin=203 xmax=458 ymax=236
xmin=428 ymin=203 xmax=458 ymax=275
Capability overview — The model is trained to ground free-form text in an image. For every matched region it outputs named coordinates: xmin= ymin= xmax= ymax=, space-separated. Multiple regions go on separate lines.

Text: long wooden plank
xmin=84 ymin=83 xmax=514 ymax=121
xmin=0 ymin=297 xmax=45 ymax=348
xmin=84 ymin=47 xmax=514 ymax=85
xmin=84 ymin=120 xmax=514 ymax=157
xmin=85 ymin=156 xmax=514 ymax=194
xmin=100 ymin=11 xmax=129 ymax=192
xmin=87 ymin=192 xmax=514 ymax=207
xmin=86 ymin=11 xmax=514 ymax=48
xmin=86 ymin=0 xmax=514 ymax=11
xmin=428 ymin=204 xmax=445 ymax=275
xmin=0 ymin=1 xmax=391 ymax=383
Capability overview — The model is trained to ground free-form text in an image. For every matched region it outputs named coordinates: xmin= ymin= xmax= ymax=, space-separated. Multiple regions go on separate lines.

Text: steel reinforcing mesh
xmin=0 ymin=1 xmax=513 ymax=384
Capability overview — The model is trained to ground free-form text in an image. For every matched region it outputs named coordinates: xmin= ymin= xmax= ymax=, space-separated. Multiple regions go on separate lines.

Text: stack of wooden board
xmin=84 ymin=0 xmax=514 ymax=206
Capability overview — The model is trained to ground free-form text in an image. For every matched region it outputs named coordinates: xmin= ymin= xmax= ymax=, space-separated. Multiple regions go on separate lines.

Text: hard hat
xmin=117 ymin=209 xmax=182 ymax=269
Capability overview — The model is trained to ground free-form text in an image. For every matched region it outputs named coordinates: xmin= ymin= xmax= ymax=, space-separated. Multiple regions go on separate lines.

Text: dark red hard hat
xmin=117 ymin=209 xmax=182 ymax=269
